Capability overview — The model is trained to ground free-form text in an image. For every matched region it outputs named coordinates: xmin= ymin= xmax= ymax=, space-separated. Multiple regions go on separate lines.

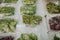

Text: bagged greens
xmin=18 ymin=33 xmax=38 ymax=40
xmin=0 ymin=7 xmax=15 ymax=16
xmin=22 ymin=15 xmax=42 ymax=25
xmin=0 ymin=18 xmax=17 ymax=32
xmin=22 ymin=0 xmax=36 ymax=5
xmin=20 ymin=5 xmax=36 ymax=15
xmin=46 ymin=2 xmax=60 ymax=13
xmin=4 ymin=0 xmax=18 ymax=3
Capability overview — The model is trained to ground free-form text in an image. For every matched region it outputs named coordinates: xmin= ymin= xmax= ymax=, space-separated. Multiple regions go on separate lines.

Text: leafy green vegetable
xmin=0 ymin=7 xmax=15 ymax=16
xmin=4 ymin=0 xmax=18 ymax=3
xmin=0 ymin=19 xmax=17 ymax=32
xmin=22 ymin=15 xmax=42 ymax=25
xmin=7 ymin=19 xmax=17 ymax=32
xmin=20 ymin=5 xmax=36 ymax=15
xmin=29 ymin=33 xmax=38 ymax=40
xmin=21 ymin=34 xmax=30 ymax=40
xmin=22 ymin=0 xmax=36 ymax=5
xmin=46 ymin=2 xmax=60 ymax=13
xmin=54 ymin=35 xmax=60 ymax=40
xmin=57 ymin=5 xmax=60 ymax=12
xmin=18 ymin=33 xmax=38 ymax=40
xmin=23 ymin=15 xmax=30 ymax=24
xmin=31 ymin=16 xmax=42 ymax=25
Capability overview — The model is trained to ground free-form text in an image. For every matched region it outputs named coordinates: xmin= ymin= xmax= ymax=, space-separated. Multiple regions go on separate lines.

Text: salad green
xmin=0 ymin=7 xmax=15 ymax=16
xmin=22 ymin=0 xmax=36 ymax=5
xmin=4 ymin=0 xmax=18 ymax=3
xmin=29 ymin=33 xmax=37 ymax=40
xmin=46 ymin=2 xmax=60 ymax=13
xmin=20 ymin=5 xmax=36 ymax=15
xmin=18 ymin=33 xmax=38 ymax=40
xmin=54 ymin=35 xmax=60 ymax=40
xmin=22 ymin=15 xmax=42 ymax=25
xmin=0 ymin=19 xmax=17 ymax=32
xmin=23 ymin=15 xmax=30 ymax=24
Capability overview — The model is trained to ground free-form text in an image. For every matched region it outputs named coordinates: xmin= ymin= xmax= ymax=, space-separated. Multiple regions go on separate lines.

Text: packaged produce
xmin=18 ymin=33 xmax=38 ymax=40
xmin=49 ymin=16 xmax=60 ymax=31
xmin=4 ymin=0 xmax=18 ymax=3
xmin=0 ymin=7 xmax=15 ymax=16
xmin=0 ymin=18 xmax=17 ymax=32
xmin=22 ymin=15 xmax=42 ymax=25
xmin=22 ymin=0 xmax=36 ymax=5
xmin=20 ymin=5 xmax=36 ymax=15
xmin=46 ymin=2 xmax=60 ymax=13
